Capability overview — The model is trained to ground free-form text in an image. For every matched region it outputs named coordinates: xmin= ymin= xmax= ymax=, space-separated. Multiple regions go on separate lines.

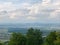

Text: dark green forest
xmin=1 ymin=28 xmax=60 ymax=45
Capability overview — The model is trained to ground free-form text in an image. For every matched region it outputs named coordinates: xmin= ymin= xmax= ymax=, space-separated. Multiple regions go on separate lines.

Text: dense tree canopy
xmin=26 ymin=28 xmax=43 ymax=45
xmin=45 ymin=31 xmax=57 ymax=45
xmin=8 ymin=33 xmax=27 ymax=45
xmin=8 ymin=28 xmax=43 ymax=45
xmin=6 ymin=28 xmax=60 ymax=45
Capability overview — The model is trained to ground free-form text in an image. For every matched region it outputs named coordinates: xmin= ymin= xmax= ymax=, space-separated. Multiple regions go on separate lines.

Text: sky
xmin=0 ymin=0 xmax=60 ymax=23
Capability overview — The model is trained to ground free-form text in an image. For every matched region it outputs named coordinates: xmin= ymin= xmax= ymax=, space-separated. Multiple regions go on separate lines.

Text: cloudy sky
xmin=0 ymin=0 xmax=60 ymax=23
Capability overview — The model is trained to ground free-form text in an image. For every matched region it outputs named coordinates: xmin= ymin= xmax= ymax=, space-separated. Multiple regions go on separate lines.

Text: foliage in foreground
xmin=8 ymin=28 xmax=43 ymax=45
xmin=1 ymin=28 xmax=60 ymax=45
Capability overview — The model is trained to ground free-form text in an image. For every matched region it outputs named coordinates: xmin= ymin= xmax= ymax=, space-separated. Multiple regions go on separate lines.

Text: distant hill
xmin=0 ymin=23 xmax=60 ymax=29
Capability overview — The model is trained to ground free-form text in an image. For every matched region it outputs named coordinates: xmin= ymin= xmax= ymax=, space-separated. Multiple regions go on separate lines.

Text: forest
xmin=0 ymin=28 xmax=60 ymax=45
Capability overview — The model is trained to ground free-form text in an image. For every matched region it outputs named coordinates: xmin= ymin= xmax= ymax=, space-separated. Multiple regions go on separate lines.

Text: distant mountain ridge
xmin=0 ymin=23 xmax=60 ymax=29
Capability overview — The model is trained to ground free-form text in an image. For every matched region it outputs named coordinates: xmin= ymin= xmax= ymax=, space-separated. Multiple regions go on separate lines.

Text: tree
xmin=0 ymin=43 xmax=3 ymax=45
xmin=54 ymin=32 xmax=60 ymax=45
xmin=26 ymin=28 xmax=43 ymax=45
xmin=33 ymin=29 xmax=43 ymax=45
xmin=45 ymin=31 xmax=57 ymax=45
xmin=8 ymin=28 xmax=44 ymax=45
xmin=8 ymin=32 xmax=26 ymax=45
xmin=0 ymin=41 xmax=3 ymax=45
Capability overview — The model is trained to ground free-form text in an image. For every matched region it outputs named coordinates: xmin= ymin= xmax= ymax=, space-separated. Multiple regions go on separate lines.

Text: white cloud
xmin=27 ymin=16 xmax=37 ymax=20
xmin=9 ymin=13 xmax=16 ymax=19
xmin=42 ymin=0 xmax=51 ymax=4
xmin=50 ymin=9 xmax=60 ymax=19
xmin=0 ymin=0 xmax=60 ymax=23
xmin=27 ymin=0 xmax=60 ymax=21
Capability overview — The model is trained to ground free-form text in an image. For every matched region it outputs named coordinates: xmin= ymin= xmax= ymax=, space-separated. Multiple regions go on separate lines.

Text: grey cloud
xmin=0 ymin=11 xmax=8 ymax=15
